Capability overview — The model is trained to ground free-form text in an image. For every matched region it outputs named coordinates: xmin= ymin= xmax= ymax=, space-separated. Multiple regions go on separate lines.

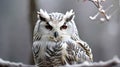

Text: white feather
xmin=64 ymin=9 xmax=75 ymax=20
xmin=37 ymin=9 xmax=50 ymax=20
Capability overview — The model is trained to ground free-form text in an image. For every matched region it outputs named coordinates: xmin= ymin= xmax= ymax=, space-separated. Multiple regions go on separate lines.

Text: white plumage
xmin=32 ymin=9 xmax=93 ymax=67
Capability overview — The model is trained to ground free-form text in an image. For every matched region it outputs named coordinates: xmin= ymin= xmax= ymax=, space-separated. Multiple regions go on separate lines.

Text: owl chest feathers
xmin=33 ymin=38 xmax=91 ymax=66
xmin=33 ymin=39 xmax=69 ymax=59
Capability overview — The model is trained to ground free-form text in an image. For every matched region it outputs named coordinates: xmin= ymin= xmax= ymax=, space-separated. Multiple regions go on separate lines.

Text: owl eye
xmin=60 ymin=25 xmax=67 ymax=30
xmin=45 ymin=24 xmax=53 ymax=30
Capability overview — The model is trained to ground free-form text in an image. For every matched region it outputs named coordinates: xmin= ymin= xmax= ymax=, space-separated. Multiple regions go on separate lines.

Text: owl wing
xmin=32 ymin=41 xmax=42 ymax=66
xmin=76 ymin=40 xmax=93 ymax=62
xmin=65 ymin=41 xmax=93 ymax=64
xmin=33 ymin=20 xmax=42 ymax=42
xmin=70 ymin=22 xmax=93 ymax=62
xmin=70 ymin=21 xmax=81 ymax=41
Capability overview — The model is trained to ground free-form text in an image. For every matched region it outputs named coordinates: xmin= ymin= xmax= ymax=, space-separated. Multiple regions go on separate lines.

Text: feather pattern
xmin=32 ymin=9 xmax=93 ymax=67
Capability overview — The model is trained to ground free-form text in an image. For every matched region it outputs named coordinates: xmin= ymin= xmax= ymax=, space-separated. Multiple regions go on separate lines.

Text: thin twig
xmin=85 ymin=0 xmax=113 ymax=21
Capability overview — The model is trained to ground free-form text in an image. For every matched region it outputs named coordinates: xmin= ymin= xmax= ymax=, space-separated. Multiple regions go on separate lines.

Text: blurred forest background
xmin=0 ymin=0 xmax=120 ymax=65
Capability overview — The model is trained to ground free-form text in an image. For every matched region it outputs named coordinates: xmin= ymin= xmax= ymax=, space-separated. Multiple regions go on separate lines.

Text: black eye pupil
xmin=45 ymin=25 xmax=53 ymax=30
xmin=60 ymin=25 xmax=67 ymax=30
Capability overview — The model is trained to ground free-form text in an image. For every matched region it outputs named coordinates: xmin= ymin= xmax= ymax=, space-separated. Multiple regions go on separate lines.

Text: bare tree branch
xmin=61 ymin=56 xmax=120 ymax=67
xmin=0 ymin=58 xmax=35 ymax=67
xmin=84 ymin=0 xmax=113 ymax=22
xmin=0 ymin=56 xmax=120 ymax=67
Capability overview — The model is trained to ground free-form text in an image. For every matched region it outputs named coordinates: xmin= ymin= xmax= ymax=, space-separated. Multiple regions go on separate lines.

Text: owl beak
xmin=54 ymin=32 xmax=59 ymax=38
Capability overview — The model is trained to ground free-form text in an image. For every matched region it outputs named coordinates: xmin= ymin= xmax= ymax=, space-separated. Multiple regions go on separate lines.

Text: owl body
xmin=32 ymin=9 xmax=93 ymax=67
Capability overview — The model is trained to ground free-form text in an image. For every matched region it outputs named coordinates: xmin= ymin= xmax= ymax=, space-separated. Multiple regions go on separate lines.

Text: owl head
xmin=35 ymin=9 xmax=79 ymax=42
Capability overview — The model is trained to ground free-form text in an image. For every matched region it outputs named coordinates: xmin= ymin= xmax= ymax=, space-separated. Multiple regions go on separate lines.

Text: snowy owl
xmin=32 ymin=9 xmax=93 ymax=67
